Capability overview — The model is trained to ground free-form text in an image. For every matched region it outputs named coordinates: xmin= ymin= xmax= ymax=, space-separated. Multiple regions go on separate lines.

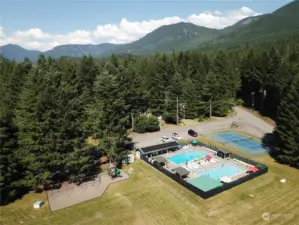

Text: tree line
xmin=1 ymin=35 xmax=298 ymax=204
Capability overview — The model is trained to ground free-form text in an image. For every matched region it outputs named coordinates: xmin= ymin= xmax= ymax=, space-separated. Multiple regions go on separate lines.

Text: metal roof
xmin=139 ymin=141 xmax=179 ymax=154
xmin=218 ymin=149 xmax=231 ymax=154
xmin=172 ymin=167 xmax=190 ymax=177
xmin=153 ymin=155 xmax=167 ymax=163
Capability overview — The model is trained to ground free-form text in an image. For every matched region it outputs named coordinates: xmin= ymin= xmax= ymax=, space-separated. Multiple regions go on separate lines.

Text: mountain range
xmin=1 ymin=0 xmax=298 ymax=62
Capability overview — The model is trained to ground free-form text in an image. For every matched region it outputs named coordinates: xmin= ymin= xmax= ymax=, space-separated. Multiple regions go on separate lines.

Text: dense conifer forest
xmin=1 ymin=35 xmax=299 ymax=205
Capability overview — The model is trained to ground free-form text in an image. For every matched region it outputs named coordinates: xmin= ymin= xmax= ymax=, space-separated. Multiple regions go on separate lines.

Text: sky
xmin=0 ymin=0 xmax=292 ymax=51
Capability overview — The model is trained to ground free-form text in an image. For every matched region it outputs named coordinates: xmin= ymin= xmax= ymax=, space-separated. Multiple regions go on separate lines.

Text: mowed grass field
xmin=1 ymin=157 xmax=299 ymax=225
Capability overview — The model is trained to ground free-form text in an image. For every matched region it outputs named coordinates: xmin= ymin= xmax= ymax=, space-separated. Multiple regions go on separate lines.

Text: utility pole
xmin=131 ymin=113 xmax=134 ymax=131
xmin=176 ymin=96 xmax=179 ymax=125
xmin=183 ymin=103 xmax=186 ymax=120
xmin=251 ymin=92 xmax=255 ymax=109
xmin=209 ymin=99 xmax=212 ymax=119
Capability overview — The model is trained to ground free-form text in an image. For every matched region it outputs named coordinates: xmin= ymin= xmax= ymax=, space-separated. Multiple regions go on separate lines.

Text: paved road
xmin=132 ymin=107 xmax=275 ymax=148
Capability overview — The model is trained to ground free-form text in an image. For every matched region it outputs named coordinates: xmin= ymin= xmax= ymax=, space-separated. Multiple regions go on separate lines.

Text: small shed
xmin=33 ymin=201 xmax=44 ymax=209
xmin=123 ymin=154 xmax=135 ymax=164
xmin=172 ymin=167 xmax=190 ymax=179
xmin=153 ymin=156 xmax=167 ymax=166
xmin=217 ymin=149 xmax=231 ymax=159
xmin=135 ymin=151 xmax=141 ymax=159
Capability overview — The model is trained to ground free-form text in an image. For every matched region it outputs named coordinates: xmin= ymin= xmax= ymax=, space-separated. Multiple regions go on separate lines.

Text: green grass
xmin=2 ymin=158 xmax=299 ymax=225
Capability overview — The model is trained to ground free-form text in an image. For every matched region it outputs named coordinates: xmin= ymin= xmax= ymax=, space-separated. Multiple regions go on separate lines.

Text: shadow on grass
xmin=0 ymin=187 xmax=30 ymax=206
xmin=261 ymin=133 xmax=275 ymax=156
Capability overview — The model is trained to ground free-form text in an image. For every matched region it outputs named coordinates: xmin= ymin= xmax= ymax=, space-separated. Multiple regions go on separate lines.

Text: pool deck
xmin=152 ymin=146 xmax=250 ymax=182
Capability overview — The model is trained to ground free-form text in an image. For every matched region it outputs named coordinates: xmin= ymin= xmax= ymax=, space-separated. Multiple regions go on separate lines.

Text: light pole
xmin=251 ymin=92 xmax=255 ymax=109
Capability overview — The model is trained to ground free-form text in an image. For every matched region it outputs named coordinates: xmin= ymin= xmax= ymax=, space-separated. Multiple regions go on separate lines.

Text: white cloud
xmin=214 ymin=10 xmax=222 ymax=16
xmin=0 ymin=7 xmax=261 ymax=51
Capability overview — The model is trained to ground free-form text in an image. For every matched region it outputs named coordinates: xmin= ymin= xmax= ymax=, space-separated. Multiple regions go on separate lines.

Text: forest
xmin=1 ymin=35 xmax=299 ymax=205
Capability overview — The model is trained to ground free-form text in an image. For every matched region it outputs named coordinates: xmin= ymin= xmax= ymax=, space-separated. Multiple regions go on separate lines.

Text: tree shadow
xmin=261 ymin=133 xmax=275 ymax=156
xmin=0 ymin=187 xmax=31 ymax=206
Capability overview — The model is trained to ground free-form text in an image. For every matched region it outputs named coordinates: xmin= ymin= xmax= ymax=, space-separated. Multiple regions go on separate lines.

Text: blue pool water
xmin=211 ymin=131 xmax=266 ymax=152
xmin=198 ymin=164 xmax=244 ymax=181
xmin=168 ymin=151 xmax=207 ymax=164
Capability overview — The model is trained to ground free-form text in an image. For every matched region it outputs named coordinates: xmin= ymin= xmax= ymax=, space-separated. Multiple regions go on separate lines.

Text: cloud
xmin=0 ymin=7 xmax=260 ymax=51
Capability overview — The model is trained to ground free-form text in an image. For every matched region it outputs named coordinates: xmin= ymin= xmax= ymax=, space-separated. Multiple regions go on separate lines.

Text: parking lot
xmin=132 ymin=107 xmax=274 ymax=148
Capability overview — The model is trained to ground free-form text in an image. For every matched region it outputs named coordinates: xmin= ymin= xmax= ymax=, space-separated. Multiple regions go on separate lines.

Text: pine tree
xmin=93 ymin=60 xmax=130 ymax=164
xmin=0 ymin=57 xmax=31 ymax=204
xmin=272 ymin=74 xmax=299 ymax=168
xmin=16 ymin=56 xmax=63 ymax=187
xmin=210 ymin=51 xmax=238 ymax=116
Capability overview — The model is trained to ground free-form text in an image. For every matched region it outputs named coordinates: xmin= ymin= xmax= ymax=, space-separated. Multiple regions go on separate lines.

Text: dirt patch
xmin=180 ymin=119 xmax=198 ymax=126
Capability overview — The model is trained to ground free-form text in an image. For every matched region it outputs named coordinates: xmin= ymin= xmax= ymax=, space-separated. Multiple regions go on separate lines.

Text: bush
xmin=197 ymin=115 xmax=206 ymax=122
xmin=235 ymin=98 xmax=244 ymax=106
xmin=163 ymin=112 xmax=177 ymax=124
xmin=147 ymin=115 xmax=161 ymax=132
xmin=134 ymin=115 xmax=160 ymax=133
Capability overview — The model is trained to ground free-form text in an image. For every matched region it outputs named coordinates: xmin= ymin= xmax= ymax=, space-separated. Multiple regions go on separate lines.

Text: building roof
xmin=153 ymin=155 xmax=167 ymax=163
xmin=139 ymin=141 xmax=178 ymax=154
xmin=172 ymin=167 xmax=190 ymax=177
xmin=218 ymin=149 xmax=231 ymax=154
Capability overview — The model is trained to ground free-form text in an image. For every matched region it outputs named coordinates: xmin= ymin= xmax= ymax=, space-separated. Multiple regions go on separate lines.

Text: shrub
xmin=163 ymin=112 xmax=177 ymax=124
xmin=198 ymin=115 xmax=206 ymax=122
xmin=135 ymin=115 xmax=160 ymax=133
xmin=235 ymin=98 xmax=244 ymax=106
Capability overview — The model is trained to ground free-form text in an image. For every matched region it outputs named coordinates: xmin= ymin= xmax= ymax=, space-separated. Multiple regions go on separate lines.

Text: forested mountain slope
xmin=1 ymin=1 xmax=298 ymax=61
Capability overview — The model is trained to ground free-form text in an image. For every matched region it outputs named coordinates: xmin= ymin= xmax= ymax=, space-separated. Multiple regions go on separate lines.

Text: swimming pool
xmin=168 ymin=151 xmax=207 ymax=164
xmin=197 ymin=164 xmax=244 ymax=181
xmin=211 ymin=131 xmax=266 ymax=152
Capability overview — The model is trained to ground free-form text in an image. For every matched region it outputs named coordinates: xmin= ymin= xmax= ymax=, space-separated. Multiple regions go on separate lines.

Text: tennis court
xmin=211 ymin=131 xmax=267 ymax=152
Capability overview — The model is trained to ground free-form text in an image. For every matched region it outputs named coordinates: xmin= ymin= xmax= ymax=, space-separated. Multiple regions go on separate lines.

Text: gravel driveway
xmin=132 ymin=107 xmax=275 ymax=148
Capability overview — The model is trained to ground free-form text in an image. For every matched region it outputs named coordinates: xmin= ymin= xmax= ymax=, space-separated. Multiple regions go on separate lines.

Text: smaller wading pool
xmin=197 ymin=164 xmax=244 ymax=181
xmin=168 ymin=151 xmax=207 ymax=164
xmin=188 ymin=164 xmax=244 ymax=191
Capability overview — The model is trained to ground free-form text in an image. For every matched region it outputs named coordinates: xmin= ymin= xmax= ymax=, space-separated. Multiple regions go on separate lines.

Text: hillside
xmin=44 ymin=43 xmax=117 ymax=59
xmin=0 ymin=44 xmax=41 ymax=62
xmin=221 ymin=15 xmax=267 ymax=34
xmin=1 ymin=1 xmax=298 ymax=61
xmin=101 ymin=22 xmax=220 ymax=56
xmin=199 ymin=0 xmax=299 ymax=50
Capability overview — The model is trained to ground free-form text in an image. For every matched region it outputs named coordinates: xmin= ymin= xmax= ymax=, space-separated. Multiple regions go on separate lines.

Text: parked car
xmin=188 ymin=129 xmax=198 ymax=137
xmin=172 ymin=133 xmax=182 ymax=140
xmin=161 ymin=136 xmax=171 ymax=142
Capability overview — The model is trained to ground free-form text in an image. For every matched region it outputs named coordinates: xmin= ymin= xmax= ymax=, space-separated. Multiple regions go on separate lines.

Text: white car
xmin=172 ymin=133 xmax=182 ymax=140
xmin=161 ymin=136 xmax=171 ymax=142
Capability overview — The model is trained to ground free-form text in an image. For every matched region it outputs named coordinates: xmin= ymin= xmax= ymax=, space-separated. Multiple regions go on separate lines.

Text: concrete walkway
xmin=133 ymin=107 xmax=275 ymax=148
xmin=47 ymin=170 xmax=129 ymax=212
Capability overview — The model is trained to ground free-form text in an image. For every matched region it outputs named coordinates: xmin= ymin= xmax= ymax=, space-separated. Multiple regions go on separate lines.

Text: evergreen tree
xmin=93 ymin=61 xmax=130 ymax=164
xmin=272 ymin=74 xmax=299 ymax=168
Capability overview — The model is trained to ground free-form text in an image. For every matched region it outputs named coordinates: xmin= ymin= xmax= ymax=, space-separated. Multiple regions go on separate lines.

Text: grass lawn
xmin=1 ymin=158 xmax=299 ymax=225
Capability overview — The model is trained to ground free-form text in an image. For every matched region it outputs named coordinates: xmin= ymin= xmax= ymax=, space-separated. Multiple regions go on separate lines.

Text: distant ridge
xmin=1 ymin=0 xmax=298 ymax=62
